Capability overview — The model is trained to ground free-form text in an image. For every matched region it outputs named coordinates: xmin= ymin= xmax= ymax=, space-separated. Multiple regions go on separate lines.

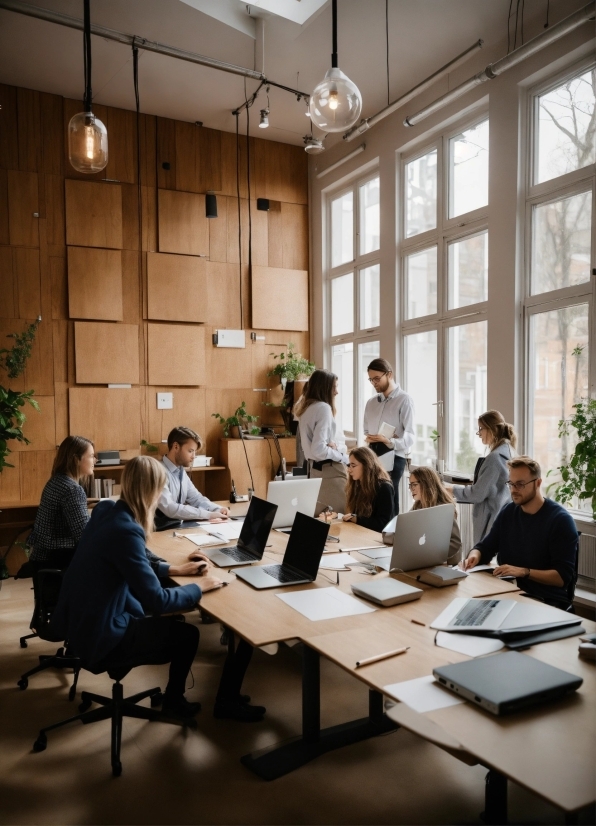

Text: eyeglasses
xmin=408 ymin=481 xmax=420 ymax=489
xmin=368 ymin=372 xmax=388 ymax=384
xmin=475 ymin=427 xmax=486 ymax=436
xmin=506 ymin=478 xmax=538 ymax=491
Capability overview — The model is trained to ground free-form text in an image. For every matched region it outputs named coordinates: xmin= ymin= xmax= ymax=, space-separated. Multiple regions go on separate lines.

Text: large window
xmin=525 ymin=64 xmax=595 ymax=505
xmin=400 ymin=115 xmax=489 ymax=474
xmin=328 ymin=174 xmax=381 ymax=438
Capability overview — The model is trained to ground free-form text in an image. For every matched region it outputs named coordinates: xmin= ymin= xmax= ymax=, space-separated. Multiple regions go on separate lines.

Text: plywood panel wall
xmin=0 ymin=82 xmax=309 ymax=506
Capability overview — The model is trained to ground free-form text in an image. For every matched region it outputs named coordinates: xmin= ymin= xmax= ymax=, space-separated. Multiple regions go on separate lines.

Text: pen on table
xmin=410 ymin=618 xmax=425 ymax=627
xmin=355 ymin=646 xmax=409 ymax=668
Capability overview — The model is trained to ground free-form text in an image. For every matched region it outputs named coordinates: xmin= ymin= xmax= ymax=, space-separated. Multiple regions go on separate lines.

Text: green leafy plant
xmin=140 ymin=439 xmax=158 ymax=454
xmin=430 ymin=429 xmax=439 ymax=445
xmin=268 ymin=343 xmax=315 ymax=384
xmin=0 ymin=319 xmax=41 ymax=473
xmin=549 ymin=397 xmax=596 ymax=520
xmin=212 ymin=402 xmax=259 ymax=438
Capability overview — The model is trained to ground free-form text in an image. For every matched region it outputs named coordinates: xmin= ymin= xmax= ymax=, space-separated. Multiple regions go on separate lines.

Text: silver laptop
xmin=202 ymin=496 xmax=277 ymax=568
xmin=363 ymin=504 xmax=454 ymax=572
xmin=430 ymin=597 xmax=581 ymax=635
xmin=267 ymin=478 xmax=322 ymax=530
xmin=235 ymin=512 xmax=329 ymax=589
xmin=433 ymin=651 xmax=582 ymax=715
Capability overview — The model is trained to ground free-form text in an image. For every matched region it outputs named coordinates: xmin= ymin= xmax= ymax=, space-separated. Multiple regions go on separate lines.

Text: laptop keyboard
xmin=262 ymin=564 xmax=301 ymax=583
xmin=453 ymin=599 xmax=499 ymax=627
xmin=220 ymin=545 xmax=254 ymax=562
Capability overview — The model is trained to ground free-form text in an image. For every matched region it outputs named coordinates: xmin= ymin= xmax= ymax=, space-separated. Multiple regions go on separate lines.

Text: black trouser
xmin=389 ymin=457 xmax=407 ymax=516
xmin=96 ymin=616 xmax=199 ymax=700
xmin=216 ymin=638 xmax=254 ymax=702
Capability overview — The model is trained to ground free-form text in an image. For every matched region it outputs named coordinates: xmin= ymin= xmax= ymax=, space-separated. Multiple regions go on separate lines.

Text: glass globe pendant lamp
xmin=309 ymin=0 xmax=362 ymax=133
xmin=68 ymin=0 xmax=108 ymax=173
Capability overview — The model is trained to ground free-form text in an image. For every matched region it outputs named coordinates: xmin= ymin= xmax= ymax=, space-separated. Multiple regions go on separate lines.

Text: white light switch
xmin=157 ymin=392 xmax=173 ymax=410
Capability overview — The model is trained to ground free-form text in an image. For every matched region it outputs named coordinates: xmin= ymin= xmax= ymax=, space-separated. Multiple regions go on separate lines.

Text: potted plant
xmin=267 ymin=343 xmax=315 ymax=434
xmin=212 ymin=401 xmax=260 ymax=438
xmin=549 ymin=397 xmax=596 ymax=520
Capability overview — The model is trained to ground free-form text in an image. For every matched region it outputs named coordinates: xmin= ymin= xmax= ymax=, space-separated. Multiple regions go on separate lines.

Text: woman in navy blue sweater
xmin=53 ymin=456 xmax=224 ymax=719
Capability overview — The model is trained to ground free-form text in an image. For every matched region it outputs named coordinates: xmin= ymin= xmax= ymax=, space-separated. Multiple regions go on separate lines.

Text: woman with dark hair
xmin=409 ymin=466 xmax=462 ymax=563
xmin=444 ymin=409 xmax=516 ymax=545
xmin=28 ymin=435 xmax=95 ymax=573
xmin=341 ymin=446 xmax=394 ymax=532
xmin=294 ymin=369 xmax=349 ymax=513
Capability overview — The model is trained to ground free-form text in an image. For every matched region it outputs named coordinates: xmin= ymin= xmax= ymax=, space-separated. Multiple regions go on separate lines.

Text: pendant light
xmin=309 ymin=0 xmax=362 ymax=133
xmin=68 ymin=0 xmax=108 ymax=173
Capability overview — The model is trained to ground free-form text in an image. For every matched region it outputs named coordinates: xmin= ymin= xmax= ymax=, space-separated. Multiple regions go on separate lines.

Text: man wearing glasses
xmin=463 ymin=456 xmax=578 ymax=608
xmin=363 ymin=357 xmax=415 ymax=516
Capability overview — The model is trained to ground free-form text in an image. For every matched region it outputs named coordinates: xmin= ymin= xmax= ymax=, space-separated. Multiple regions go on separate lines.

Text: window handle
xmin=432 ymin=400 xmax=444 ymax=417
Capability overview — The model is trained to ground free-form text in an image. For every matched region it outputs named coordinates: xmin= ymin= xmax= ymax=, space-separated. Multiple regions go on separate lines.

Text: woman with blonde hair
xmin=341 ymin=446 xmax=395 ymax=532
xmin=53 ymin=456 xmax=224 ymax=720
xmin=445 ymin=409 xmax=516 ymax=545
xmin=409 ymin=466 xmax=461 ymax=563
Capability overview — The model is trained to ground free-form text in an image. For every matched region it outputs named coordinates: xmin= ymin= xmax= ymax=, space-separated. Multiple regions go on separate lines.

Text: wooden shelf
xmin=93 ymin=464 xmax=226 ymax=473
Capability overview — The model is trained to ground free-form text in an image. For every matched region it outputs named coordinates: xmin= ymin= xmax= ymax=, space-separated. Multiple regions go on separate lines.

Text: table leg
xmin=481 ymin=769 xmax=508 ymax=825
xmin=240 ymin=644 xmax=398 ymax=780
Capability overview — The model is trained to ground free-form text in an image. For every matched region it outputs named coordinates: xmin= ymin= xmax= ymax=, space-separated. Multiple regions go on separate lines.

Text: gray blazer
xmin=453 ymin=443 xmax=513 ymax=546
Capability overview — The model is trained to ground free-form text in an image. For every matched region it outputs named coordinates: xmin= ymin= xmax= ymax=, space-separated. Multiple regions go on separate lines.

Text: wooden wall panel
xmin=282 ymin=202 xmax=308 ymax=270
xmin=52 ymin=320 xmax=68 ymax=382
xmin=65 ymin=180 xmax=123 ymax=249
xmin=20 ymin=450 xmax=55 ymax=503
xmin=226 ymin=196 xmax=249 ymax=264
xmin=45 ymin=173 xmax=65 ymax=246
xmin=54 ymin=382 xmax=69 ymax=443
xmin=205 ymin=262 xmax=241 ymax=329
xmin=74 ymin=321 xmax=139 ymax=384
xmin=139 ymin=114 xmax=156 ymax=189
xmin=253 ymin=140 xmax=307 ymax=204
xmin=7 ymin=170 xmax=39 ymax=246
xmin=267 ymin=201 xmax=283 ymax=268
xmin=208 ymin=194 xmax=227 ymax=262
xmin=0 ymin=246 xmax=16 ymax=317
xmin=69 ymin=387 xmax=141 ymax=450
xmin=12 ymin=395 xmax=55 ymax=452
xmin=204 ymin=389 xmax=261 ymax=460
xmin=16 ymin=88 xmax=41 ymax=173
xmin=121 ymin=250 xmax=141 ymax=324
xmin=175 ymin=121 xmax=200 ymax=193
xmin=198 ymin=127 xmax=222 ymax=193
xmin=14 ymin=247 xmax=41 ymax=318
xmin=67 ymin=247 xmax=123 ymax=320
xmin=156 ymin=117 xmax=177 ymax=190
xmin=145 ymin=387 xmax=206 ymax=444
xmin=141 ymin=186 xmax=157 ymax=252
xmin=50 ymin=256 xmax=68 ymax=319
xmin=0 ymin=84 xmax=19 ymax=170
xmin=147 ymin=323 xmax=205 ymax=386
xmin=219 ymin=131 xmax=254 ymax=199
xmin=40 ymin=93 xmax=63 ymax=176
xmin=0 ymin=170 xmax=9 ymax=245
xmin=0 ymin=453 xmax=20 ymax=502
xmin=157 ymin=189 xmax=208 ymax=256
xmin=206 ymin=337 xmax=254 ymax=390
xmin=105 ymin=107 xmax=137 ymax=184
xmin=251 ymin=201 xmax=268 ymax=267
xmin=252 ymin=266 xmax=309 ymax=331
xmin=147 ymin=252 xmax=207 ymax=322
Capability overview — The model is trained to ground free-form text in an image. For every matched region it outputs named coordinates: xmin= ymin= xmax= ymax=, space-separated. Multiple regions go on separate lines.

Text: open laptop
xmin=433 ymin=651 xmax=583 ymax=715
xmin=235 ymin=512 xmax=329 ymax=589
xmin=361 ymin=504 xmax=454 ymax=572
xmin=430 ymin=597 xmax=581 ymax=636
xmin=201 ymin=496 xmax=277 ymax=568
xmin=267 ymin=478 xmax=322 ymax=530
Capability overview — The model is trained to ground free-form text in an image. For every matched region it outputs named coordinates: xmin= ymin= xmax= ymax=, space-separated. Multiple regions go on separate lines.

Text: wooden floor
xmin=0 ymin=576 xmax=593 ymax=826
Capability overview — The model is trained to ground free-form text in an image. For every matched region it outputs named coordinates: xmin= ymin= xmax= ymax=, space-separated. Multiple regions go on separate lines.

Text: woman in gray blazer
xmin=446 ymin=410 xmax=516 ymax=545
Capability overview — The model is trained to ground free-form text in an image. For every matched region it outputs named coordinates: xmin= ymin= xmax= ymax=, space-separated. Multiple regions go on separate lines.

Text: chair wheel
xmin=68 ymin=684 xmax=77 ymax=702
xmin=112 ymin=761 xmax=122 ymax=777
xmin=33 ymin=735 xmax=47 ymax=752
xmin=79 ymin=699 xmax=92 ymax=713
xmin=150 ymin=692 xmax=164 ymax=708
xmin=18 ymin=678 xmax=28 ymax=690
xmin=20 ymin=639 xmax=28 ymax=649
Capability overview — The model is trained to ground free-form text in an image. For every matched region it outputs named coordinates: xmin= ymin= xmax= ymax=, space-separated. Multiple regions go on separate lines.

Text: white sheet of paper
xmin=464 ymin=564 xmax=494 ymax=573
xmin=383 ymin=675 xmax=465 ymax=713
xmin=319 ymin=553 xmax=355 ymax=570
xmin=277 ymin=587 xmax=376 ymax=621
xmin=206 ymin=522 xmax=243 ymax=541
xmin=181 ymin=533 xmax=227 ymax=548
xmin=435 ymin=631 xmax=504 ymax=657
xmin=378 ymin=421 xmax=396 ymax=439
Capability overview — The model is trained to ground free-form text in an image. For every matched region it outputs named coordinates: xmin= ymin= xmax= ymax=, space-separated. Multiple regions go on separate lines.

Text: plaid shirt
xmin=29 ymin=475 xmax=89 ymax=562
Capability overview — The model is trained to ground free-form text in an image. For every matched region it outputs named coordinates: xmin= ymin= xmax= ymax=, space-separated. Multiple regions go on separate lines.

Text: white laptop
xmin=267 ymin=478 xmax=322 ymax=530
xmin=362 ymin=504 xmax=454 ymax=572
xmin=430 ymin=597 xmax=581 ymax=636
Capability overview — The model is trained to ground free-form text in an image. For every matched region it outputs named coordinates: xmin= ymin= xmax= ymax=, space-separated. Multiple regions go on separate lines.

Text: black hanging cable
xmin=246 ymin=102 xmax=252 ymax=332
xmin=507 ymin=0 xmax=513 ymax=53
xmin=521 ymin=0 xmax=525 ymax=45
xmin=235 ymin=111 xmax=243 ymax=329
xmin=513 ymin=0 xmax=521 ymax=50
xmin=83 ymin=0 xmax=92 ymax=111
xmin=133 ymin=43 xmax=143 ymax=331
xmin=385 ymin=0 xmax=390 ymax=107
xmin=544 ymin=0 xmax=550 ymax=28
xmin=331 ymin=0 xmax=338 ymax=68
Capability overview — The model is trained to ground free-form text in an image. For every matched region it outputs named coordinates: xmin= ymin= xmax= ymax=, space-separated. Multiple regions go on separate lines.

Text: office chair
xmin=17 ymin=569 xmax=81 ymax=701
xmin=32 ymin=664 xmax=195 ymax=777
xmin=520 ymin=533 xmax=580 ymax=614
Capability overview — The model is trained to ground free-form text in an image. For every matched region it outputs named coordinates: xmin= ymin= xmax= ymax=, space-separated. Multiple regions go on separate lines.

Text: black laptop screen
xmin=283 ymin=512 xmax=329 ymax=578
xmin=237 ymin=496 xmax=277 ymax=557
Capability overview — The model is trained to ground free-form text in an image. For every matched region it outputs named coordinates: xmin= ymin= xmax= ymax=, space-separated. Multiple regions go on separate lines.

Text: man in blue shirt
xmin=463 ymin=456 xmax=578 ymax=608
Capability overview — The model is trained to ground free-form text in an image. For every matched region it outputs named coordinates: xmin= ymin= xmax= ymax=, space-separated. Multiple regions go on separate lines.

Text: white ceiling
xmin=0 ymin=0 xmax=574 ymax=148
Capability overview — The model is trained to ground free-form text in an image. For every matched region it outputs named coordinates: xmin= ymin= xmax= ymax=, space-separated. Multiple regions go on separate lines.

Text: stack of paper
xmin=206 ymin=522 xmax=243 ymax=541
xmin=181 ymin=533 xmax=227 ymax=548
xmin=276 ymin=587 xmax=376 ymax=621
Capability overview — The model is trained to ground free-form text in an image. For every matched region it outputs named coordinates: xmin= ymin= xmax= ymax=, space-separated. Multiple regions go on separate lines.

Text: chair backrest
xmin=566 ymin=531 xmax=581 ymax=608
xmin=31 ymin=569 xmax=66 ymax=643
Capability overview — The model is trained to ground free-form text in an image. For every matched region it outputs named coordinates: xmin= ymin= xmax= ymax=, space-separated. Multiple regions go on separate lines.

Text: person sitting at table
xmin=462 ymin=456 xmax=578 ymax=608
xmin=155 ymin=426 xmax=229 ymax=528
xmin=444 ymin=409 xmax=516 ymax=545
xmin=340 ymin=446 xmax=395 ymax=533
xmin=408 ymin=466 xmax=462 ymax=564
xmin=51 ymin=456 xmax=225 ymax=719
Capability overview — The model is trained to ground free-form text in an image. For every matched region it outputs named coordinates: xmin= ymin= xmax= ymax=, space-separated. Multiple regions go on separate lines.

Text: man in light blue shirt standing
xmin=363 ymin=358 xmax=415 ymax=516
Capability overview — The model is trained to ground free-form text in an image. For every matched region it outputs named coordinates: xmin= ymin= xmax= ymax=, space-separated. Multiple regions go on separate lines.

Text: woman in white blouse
xmin=294 ymin=369 xmax=349 ymax=514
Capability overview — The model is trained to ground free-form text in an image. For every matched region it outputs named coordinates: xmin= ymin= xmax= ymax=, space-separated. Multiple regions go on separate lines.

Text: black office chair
xmin=520 ymin=533 xmax=580 ymax=614
xmin=17 ymin=569 xmax=81 ymax=701
xmin=32 ymin=665 xmax=195 ymax=777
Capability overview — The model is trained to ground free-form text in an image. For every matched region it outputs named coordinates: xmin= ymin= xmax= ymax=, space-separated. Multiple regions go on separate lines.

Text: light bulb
xmin=309 ymin=68 xmax=362 ymax=133
xmin=259 ymin=109 xmax=269 ymax=128
xmin=68 ymin=111 xmax=108 ymax=173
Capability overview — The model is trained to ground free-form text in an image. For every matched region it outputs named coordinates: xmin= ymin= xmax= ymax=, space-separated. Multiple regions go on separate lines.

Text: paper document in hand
xmin=206 ymin=522 xmax=243 ymax=541
xmin=383 ymin=675 xmax=465 ymax=713
xmin=378 ymin=421 xmax=395 ymax=440
xmin=276 ymin=587 xmax=376 ymax=621
xmin=182 ymin=533 xmax=227 ymax=548
xmin=319 ymin=553 xmax=355 ymax=570
xmin=435 ymin=631 xmax=504 ymax=657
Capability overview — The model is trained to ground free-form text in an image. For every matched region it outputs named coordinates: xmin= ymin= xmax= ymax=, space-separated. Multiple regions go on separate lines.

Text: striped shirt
xmin=29 ymin=475 xmax=89 ymax=562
